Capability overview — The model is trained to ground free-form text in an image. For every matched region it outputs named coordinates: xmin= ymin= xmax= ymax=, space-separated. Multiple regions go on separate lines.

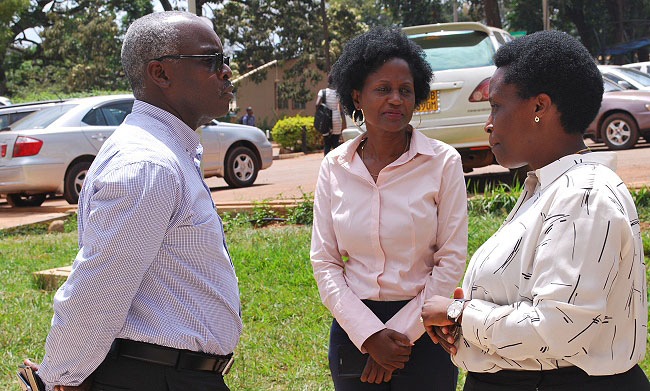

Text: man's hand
xmin=361 ymin=329 xmax=412 ymax=372
xmin=426 ymin=325 xmax=459 ymax=355
xmin=360 ymin=356 xmax=393 ymax=384
xmin=24 ymin=359 xmax=93 ymax=391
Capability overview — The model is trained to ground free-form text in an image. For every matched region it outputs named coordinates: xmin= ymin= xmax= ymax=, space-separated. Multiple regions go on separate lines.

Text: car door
xmin=199 ymin=120 xmax=223 ymax=176
xmin=81 ymin=100 xmax=133 ymax=151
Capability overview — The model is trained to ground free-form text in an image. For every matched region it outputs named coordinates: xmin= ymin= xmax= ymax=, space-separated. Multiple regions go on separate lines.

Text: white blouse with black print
xmin=454 ymin=152 xmax=647 ymax=376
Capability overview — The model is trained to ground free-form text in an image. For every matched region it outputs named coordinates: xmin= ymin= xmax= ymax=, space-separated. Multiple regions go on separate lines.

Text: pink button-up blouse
xmin=310 ymin=129 xmax=468 ymax=352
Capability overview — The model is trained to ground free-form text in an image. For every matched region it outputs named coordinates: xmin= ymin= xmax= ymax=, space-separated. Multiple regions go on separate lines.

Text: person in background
xmin=241 ymin=106 xmax=255 ymax=126
xmin=421 ymin=30 xmax=649 ymax=391
xmin=24 ymin=11 xmax=241 ymax=391
xmin=311 ymin=27 xmax=467 ymax=390
xmin=316 ymin=77 xmax=347 ymax=155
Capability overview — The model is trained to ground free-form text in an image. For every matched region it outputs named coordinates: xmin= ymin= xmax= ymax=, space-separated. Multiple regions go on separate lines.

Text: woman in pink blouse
xmin=310 ymin=27 xmax=468 ymax=390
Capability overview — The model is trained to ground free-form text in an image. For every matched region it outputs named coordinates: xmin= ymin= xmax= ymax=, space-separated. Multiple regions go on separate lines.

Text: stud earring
xmin=534 ymin=116 xmax=540 ymax=123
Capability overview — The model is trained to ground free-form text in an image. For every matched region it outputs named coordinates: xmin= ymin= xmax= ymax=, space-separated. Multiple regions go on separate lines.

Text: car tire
xmin=223 ymin=146 xmax=259 ymax=188
xmin=6 ymin=193 xmax=47 ymax=207
xmin=63 ymin=161 xmax=91 ymax=204
xmin=600 ymin=113 xmax=639 ymax=150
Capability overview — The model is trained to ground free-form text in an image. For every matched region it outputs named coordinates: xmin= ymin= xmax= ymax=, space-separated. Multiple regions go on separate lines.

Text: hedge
xmin=271 ymin=116 xmax=322 ymax=151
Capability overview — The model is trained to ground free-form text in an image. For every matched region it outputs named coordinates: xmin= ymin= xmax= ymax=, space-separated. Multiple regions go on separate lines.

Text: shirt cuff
xmin=333 ymin=290 xmax=386 ymax=353
xmin=460 ymin=299 xmax=502 ymax=354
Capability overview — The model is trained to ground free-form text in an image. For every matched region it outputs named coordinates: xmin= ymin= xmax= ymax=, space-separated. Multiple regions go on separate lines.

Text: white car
xmin=622 ymin=61 xmax=650 ymax=75
xmin=0 ymin=97 xmax=11 ymax=106
xmin=0 ymin=95 xmax=273 ymax=207
xmin=342 ymin=22 xmax=513 ymax=172
xmin=598 ymin=65 xmax=650 ymax=91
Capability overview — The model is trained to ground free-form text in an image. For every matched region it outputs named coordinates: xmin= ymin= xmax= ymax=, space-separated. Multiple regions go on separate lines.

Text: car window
xmin=82 ymin=108 xmax=107 ymax=126
xmin=617 ymin=68 xmax=650 ymax=86
xmin=408 ymin=30 xmax=495 ymax=71
xmin=10 ymin=104 xmax=76 ymax=130
xmin=100 ymin=101 xmax=133 ymax=126
xmin=603 ymin=79 xmax=623 ymax=92
xmin=603 ymin=72 xmax=637 ymax=89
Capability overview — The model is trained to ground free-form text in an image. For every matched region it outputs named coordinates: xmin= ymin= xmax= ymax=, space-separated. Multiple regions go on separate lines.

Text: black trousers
xmin=464 ymin=364 xmax=650 ymax=391
xmin=89 ymin=353 xmax=230 ymax=391
xmin=328 ymin=299 xmax=458 ymax=391
xmin=324 ymin=133 xmax=341 ymax=156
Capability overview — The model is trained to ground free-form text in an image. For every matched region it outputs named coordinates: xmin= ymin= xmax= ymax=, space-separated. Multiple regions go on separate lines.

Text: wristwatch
xmin=447 ymin=299 xmax=467 ymax=323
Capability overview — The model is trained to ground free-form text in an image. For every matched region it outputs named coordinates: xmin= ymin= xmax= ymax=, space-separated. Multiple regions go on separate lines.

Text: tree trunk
xmin=482 ymin=0 xmax=502 ymax=28
xmin=320 ymin=0 xmax=330 ymax=73
xmin=606 ymin=0 xmax=626 ymax=64
xmin=0 ymin=63 xmax=7 ymax=96
xmin=563 ymin=1 xmax=596 ymax=56
xmin=159 ymin=0 xmax=173 ymax=11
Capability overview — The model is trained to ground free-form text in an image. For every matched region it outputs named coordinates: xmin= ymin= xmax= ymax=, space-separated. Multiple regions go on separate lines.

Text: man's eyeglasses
xmin=151 ymin=53 xmax=230 ymax=73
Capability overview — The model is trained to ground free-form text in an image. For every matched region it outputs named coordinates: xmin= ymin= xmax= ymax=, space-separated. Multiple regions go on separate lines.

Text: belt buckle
xmin=221 ymin=356 xmax=234 ymax=376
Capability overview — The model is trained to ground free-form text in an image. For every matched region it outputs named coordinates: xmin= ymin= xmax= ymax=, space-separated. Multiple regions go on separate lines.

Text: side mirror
xmin=617 ymin=80 xmax=636 ymax=89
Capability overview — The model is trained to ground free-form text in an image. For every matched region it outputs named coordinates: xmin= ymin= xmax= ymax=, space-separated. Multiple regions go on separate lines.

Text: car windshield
xmin=408 ymin=30 xmax=495 ymax=71
xmin=617 ymin=68 xmax=650 ymax=86
xmin=10 ymin=104 xmax=76 ymax=130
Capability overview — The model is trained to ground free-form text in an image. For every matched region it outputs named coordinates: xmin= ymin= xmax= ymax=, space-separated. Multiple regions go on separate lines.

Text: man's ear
xmin=351 ymin=89 xmax=361 ymax=110
xmin=146 ymin=61 xmax=172 ymax=89
xmin=534 ymin=93 xmax=552 ymax=118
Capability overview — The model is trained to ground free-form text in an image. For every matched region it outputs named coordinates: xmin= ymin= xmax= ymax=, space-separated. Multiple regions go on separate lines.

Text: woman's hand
xmin=426 ymin=325 xmax=459 ymax=355
xmin=422 ymin=287 xmax=465 ymax=327
xmin=360 ymin=356 xmax=394 ymax=383
xmin=361 ymin=328 xmax=412 ymax=372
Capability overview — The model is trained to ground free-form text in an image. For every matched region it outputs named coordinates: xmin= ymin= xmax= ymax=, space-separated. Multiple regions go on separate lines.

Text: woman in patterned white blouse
xmin=421 ymin=30 xmax=649 ymax=391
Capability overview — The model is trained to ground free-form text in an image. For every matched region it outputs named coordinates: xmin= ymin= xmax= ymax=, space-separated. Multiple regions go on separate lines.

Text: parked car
xmin=622 ymin=61 xmax=650 ymax=75
xmin=584 ymin=77 xmax=650 ymax=150
xmin=0 ymin=100 xmax=65 ymax=130
xmin=0 ymin=96 xmax=11 ymax=106
xmin=0 ymin=95 xmax=273 ymax=207
xmin=341 ymin=22 xmax=513 ymax=172
xmin=598 ymin=65 xmax=650 ymax=91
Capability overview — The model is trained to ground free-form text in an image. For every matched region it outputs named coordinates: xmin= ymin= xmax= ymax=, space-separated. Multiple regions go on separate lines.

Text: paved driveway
xmin=2 ymin=140 xmax=649 ymax=229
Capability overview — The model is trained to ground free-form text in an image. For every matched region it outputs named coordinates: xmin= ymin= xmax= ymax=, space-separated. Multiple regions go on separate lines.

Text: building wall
xmin=233 ymin=59 xmax=329 ymax=131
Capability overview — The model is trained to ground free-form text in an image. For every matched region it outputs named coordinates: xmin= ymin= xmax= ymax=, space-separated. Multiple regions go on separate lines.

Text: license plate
xmin=414 ymin=90 xmax=439 ymax=114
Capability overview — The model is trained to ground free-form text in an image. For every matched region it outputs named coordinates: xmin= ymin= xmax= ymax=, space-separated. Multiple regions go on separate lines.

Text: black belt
xmin=110 ymin=338 xmax=234 ymax=375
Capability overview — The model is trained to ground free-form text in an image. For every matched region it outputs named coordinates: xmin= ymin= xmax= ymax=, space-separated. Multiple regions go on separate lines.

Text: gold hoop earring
xmin=534 ymin=116 xmax=540 ymax=123
xmin=352 ymin=109 xmax=365 ymax=127
xmin=414 ymin=114 xmax=422 ymax=129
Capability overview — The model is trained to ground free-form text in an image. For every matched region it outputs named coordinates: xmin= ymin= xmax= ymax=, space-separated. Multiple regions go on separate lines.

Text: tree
xmin=0 ymin=0 xmax=154 ymax=96
xmin=483 ymin=0 xmax=502 ymax=28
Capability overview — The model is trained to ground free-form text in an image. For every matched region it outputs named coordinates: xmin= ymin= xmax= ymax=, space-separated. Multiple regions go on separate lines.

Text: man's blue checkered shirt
xmin=37 ymin=100 xmax=242 ymax=389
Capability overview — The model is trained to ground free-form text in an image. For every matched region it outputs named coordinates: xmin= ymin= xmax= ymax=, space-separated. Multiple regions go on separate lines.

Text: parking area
xmin=2 ymin=139 xmax=649 ymax=230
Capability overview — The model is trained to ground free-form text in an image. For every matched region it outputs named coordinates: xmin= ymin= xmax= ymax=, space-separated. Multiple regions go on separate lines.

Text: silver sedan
xmin=0 ymin=95 xmax=272 ymax=207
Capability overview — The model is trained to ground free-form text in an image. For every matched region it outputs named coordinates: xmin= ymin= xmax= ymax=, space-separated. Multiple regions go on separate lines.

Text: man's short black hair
xmin=494 ymin=30 xmax=603 ymax=134
xmin=329 ymin=27 xmax=433 ymax=121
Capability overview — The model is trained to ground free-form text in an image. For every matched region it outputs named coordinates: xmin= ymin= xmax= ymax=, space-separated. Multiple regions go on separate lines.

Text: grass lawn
xmin=0 ymin=207 xmax=648 ymax=390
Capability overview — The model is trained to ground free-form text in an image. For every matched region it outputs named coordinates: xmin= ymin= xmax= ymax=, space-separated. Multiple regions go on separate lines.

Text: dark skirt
xmin=328 ymin=299 xmax=458 ymax=391
xmin=464 ymin=364 xmax=650 ymax=391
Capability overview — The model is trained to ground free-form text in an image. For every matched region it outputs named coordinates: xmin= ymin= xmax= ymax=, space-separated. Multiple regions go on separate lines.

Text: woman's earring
xmin=534 ymin=116 xmax=540 ymax=123
xmin=352 ymin=109 xmax=365 ymax=127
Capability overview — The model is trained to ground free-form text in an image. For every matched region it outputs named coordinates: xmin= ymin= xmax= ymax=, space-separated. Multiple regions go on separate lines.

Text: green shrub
xmin=631 ymin=186 xmax=650 ymax=208
xmin=271 ymin=116 xmax=322 ymax=151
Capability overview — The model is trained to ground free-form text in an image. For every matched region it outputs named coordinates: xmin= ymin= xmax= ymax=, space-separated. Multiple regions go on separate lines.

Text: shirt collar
xmin=132 ymin=100 xmax=201 ymax=155
xmin=336 ymin=125 xmax=436 ymax=167
xmin=535 ymin=151 xmax=618 ymax=190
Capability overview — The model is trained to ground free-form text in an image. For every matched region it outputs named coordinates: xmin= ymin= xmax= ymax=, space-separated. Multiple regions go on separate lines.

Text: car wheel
xmin=223 ymin=146 xmax=259 ymax=188
xmin=600 ymin=113 xmax=639 ymax=150
xmin=63 ymin=161 xmax=91 ymax=204
xmin=6 ymin=193 xmax=47 ymax=207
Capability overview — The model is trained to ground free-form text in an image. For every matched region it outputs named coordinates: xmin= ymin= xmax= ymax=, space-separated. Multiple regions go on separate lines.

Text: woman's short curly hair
xmin=494 ymin=30 xmax=603 ymax=135
xmin=329 ymin=27 xmax=433 ymax=121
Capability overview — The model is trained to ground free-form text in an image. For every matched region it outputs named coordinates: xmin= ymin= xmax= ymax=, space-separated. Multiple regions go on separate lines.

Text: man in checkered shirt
xmin=25 ymin=11 xmax=242 ymax=391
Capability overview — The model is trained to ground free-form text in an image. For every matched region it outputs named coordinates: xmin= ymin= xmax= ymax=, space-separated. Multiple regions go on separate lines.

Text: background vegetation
xmin=2 ymin=0 xmax=649 ymax=106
